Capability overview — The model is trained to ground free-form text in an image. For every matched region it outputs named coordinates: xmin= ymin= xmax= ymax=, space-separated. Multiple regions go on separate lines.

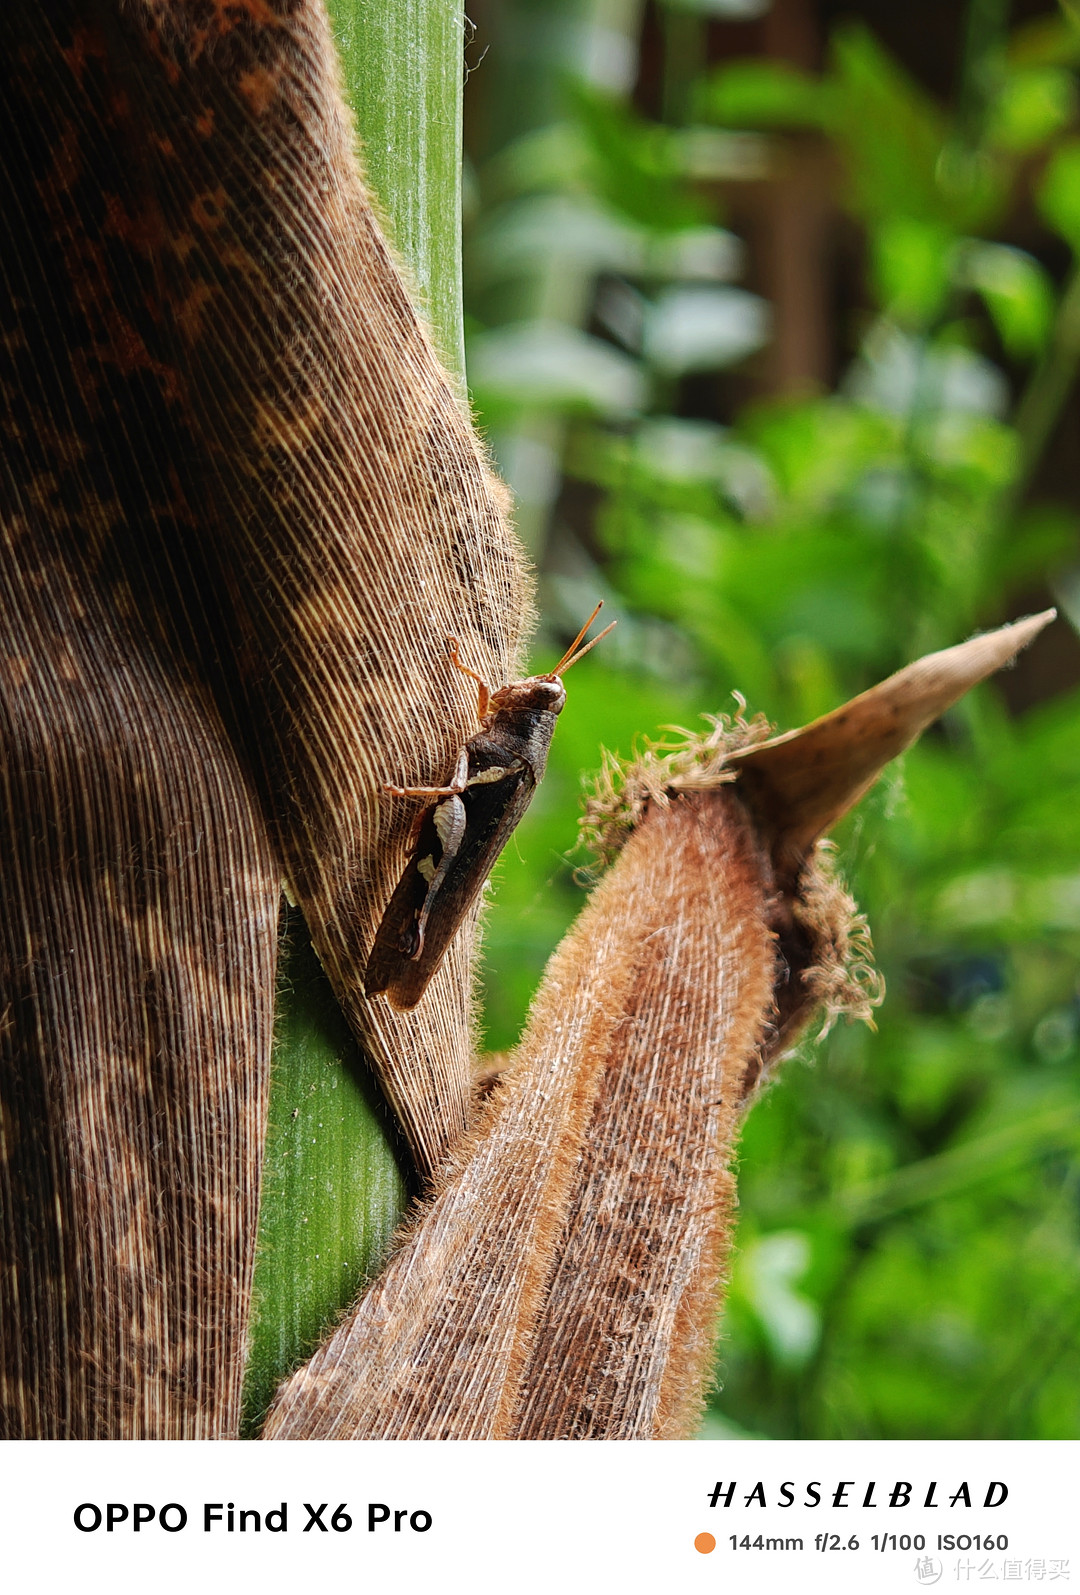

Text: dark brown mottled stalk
xmin=0 ymin=585 xmax=279 ymax=1438
xmin=0 ymin=0 xmax=523 ymax=1437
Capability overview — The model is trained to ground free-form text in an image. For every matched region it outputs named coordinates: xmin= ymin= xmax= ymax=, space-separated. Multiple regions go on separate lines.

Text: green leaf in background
xmin=642 ymin=284 xmax=770 ymax=373
xmin=1037 ymin=138 xmax=1080 ymax=252
xmin=829 ymin=24 xmax=989 ymax=229
xmin=658 ymin=0 xmax=771 ymax=17
xmin=989 ymin=64 xmax=1077 ymax=151
xmin=870 ymin=218 xmax=957 ymax=327
xmin=697 ymin=58 xmax=831 ymax=128
xmin=569 ymin=83 xmax=708 ymax=231
xmin=467 ymin=193 xmax=645 ymax=287
xmin=956 ymin=241 xmax=1056 ymax=357
xmin=468 ymin=320 xmax=645 ymax=418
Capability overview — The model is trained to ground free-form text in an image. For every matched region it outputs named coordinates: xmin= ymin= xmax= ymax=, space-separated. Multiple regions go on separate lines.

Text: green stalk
xmin=1012 ymin=264 xmax=1080 ymax=495
xmin=331 ymin=0 xmax=466 ymax=382
xmin=242 ymin=916 xmax=409 ymax=1431
xmin=660 ymin=5 xmax=706 ymax=128
xmin=955 ymin=0 xmax=1010 ymax=151
xmin=242 ymin=0 xmax=466 ymax=1433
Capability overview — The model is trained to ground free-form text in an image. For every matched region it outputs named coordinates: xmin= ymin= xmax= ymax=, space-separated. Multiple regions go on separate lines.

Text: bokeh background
xmin=459 ymin=0 xmax=1080 ymax=1438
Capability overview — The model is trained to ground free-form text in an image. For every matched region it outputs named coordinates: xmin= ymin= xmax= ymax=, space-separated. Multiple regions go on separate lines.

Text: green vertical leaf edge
xmin=332 ymin=0 xmax=466 ymax=381
xmin=241 ymin=0 xmax=466 ymax=1435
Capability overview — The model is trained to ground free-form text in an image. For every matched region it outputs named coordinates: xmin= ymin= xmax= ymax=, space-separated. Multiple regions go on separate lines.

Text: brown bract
xmin=0 ymin=0 xmax=523 ymax=1437
xmin=264 ymin=786 xmax=777 ymax=1438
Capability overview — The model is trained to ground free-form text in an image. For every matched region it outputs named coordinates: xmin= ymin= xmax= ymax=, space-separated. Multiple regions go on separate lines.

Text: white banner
xmin=0 ymin=1438 xmax=1074 ymax=1593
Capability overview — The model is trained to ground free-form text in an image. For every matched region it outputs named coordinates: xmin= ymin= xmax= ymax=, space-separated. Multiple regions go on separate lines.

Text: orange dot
xmin=695 ymin=1533 xmax=716 ymax=1554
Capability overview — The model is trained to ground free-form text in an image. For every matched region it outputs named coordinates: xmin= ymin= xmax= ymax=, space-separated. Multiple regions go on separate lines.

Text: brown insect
xmin=365 ymin=604 xmax=616 ymax=1009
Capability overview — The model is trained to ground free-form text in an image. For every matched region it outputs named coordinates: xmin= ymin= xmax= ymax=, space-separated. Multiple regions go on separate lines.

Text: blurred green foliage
xmin=464 ymin=0 xmax=1080 ymax=1437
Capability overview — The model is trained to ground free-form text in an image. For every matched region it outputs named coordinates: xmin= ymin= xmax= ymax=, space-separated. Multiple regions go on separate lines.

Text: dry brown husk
xmin=0 ymin=0 xmax=522 ymax=1437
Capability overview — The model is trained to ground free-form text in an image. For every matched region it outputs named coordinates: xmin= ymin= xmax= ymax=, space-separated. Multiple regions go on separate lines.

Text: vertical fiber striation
xmin=0 ymin=0 xmax=524 ymax=1435
xmin=262 ymin=786 xmax=779 ymax=1438
xmin=509 ymin=793 xmax=777 ymax=1438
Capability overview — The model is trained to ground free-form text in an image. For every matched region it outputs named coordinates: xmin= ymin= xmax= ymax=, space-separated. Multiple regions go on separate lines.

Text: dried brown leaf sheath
xmin=0 ymin=0 xmax=523 ymax=1436
xmin=264 ymin=786 xmax=777 ymax=1439
xmin=264 ymin=615 xmax=1052 ymax=1441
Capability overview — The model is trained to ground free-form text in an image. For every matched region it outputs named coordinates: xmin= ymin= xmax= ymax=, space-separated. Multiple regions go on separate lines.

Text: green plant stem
xmin=242 ymin=916 xmax=409 ymax=1432
xmin=330 ymin=0 xmax=466 ymax=382
xmin=660 ymin=6 xmax=707 ymax=127
xmin=835 ymin=1100 xmax=1080 ymax=1225
xmin=955 ymin=0 xmax=1010 ymax=150
xmin=1012 ymin=263 xmax=1080 ymax=496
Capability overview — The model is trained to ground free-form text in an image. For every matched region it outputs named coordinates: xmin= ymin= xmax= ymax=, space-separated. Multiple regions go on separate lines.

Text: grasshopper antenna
xmin=550 ymin=602 xmax=617 ymax=678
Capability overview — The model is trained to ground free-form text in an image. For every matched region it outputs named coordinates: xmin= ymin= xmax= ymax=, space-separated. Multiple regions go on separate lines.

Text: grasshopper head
xmin=488 ymin=675 xmax=568 ymax=718
xmin=494 ymin=602 xmax=616 ymax=717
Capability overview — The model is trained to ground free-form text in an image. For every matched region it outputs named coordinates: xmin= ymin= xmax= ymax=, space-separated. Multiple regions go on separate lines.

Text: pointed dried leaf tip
xmin=728 ymin=611 xmax=1057 ymax=879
